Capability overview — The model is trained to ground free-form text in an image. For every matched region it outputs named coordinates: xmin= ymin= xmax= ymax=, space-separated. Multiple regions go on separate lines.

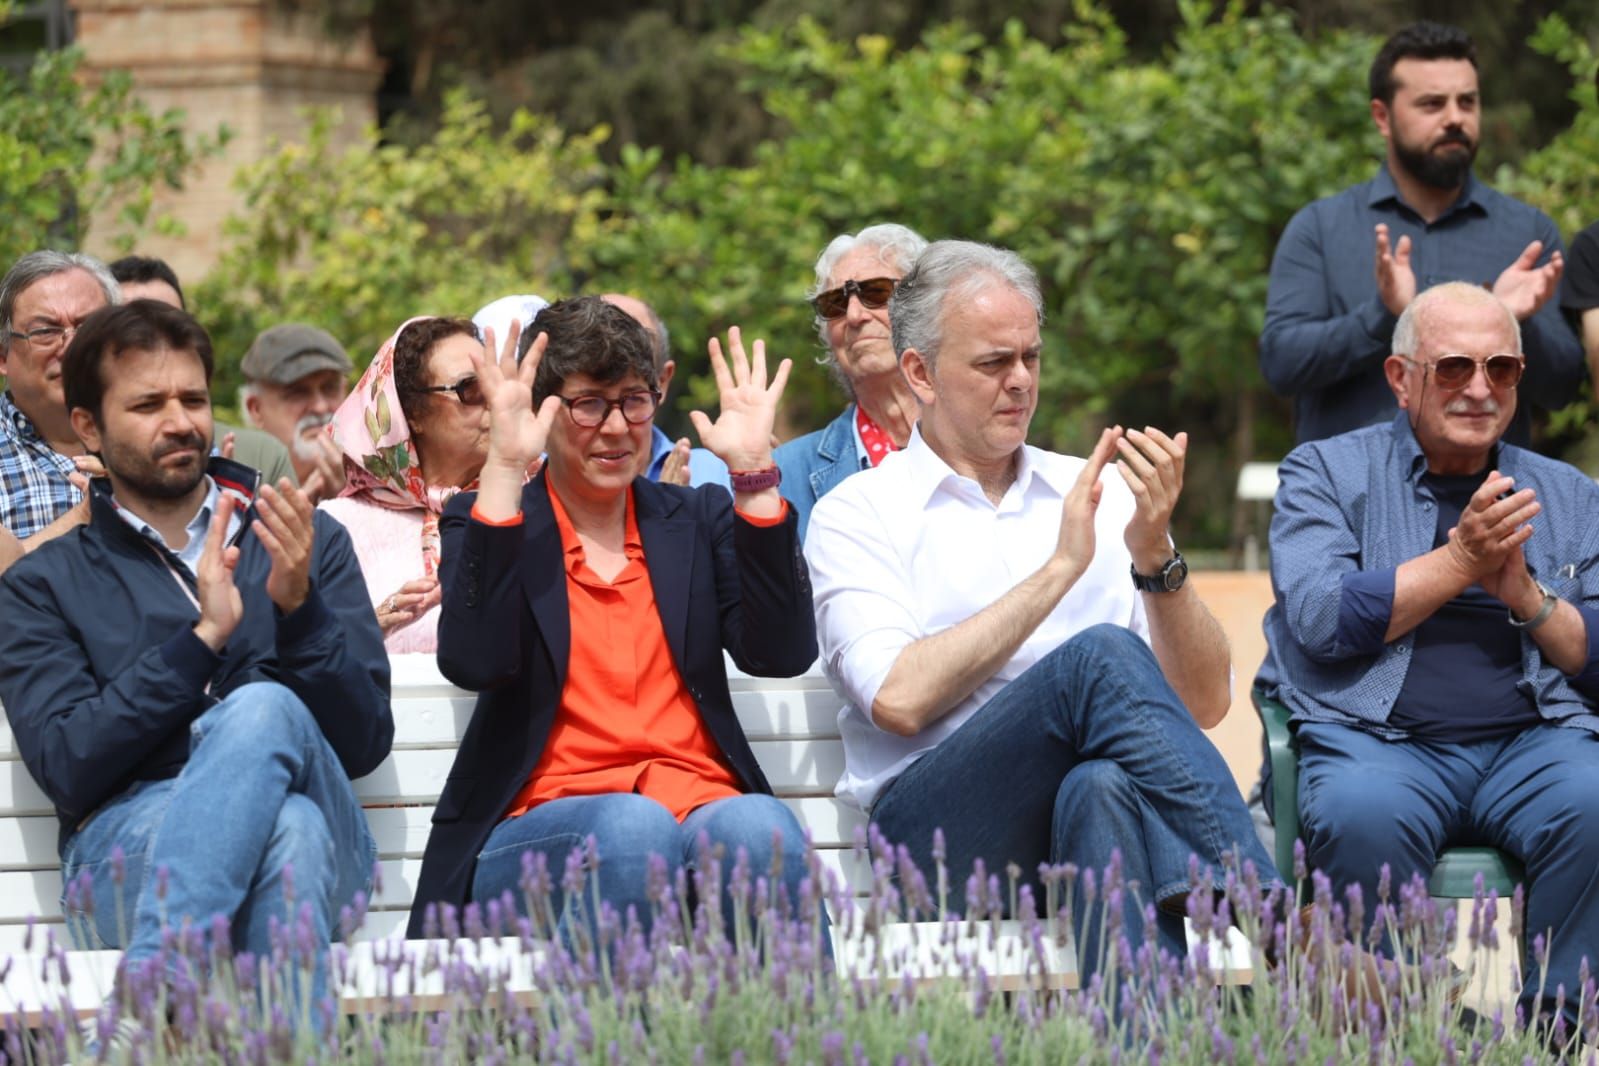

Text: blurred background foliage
xmin=5 ymin=0 xmax=1598 ymax=553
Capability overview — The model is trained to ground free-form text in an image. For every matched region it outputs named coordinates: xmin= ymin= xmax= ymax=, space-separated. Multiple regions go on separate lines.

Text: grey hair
xmin=0 ymin=250 xmax=121 ymax=342
xmin=238 ymin=382 xmax=261 ymax=426
xmin=1392 ymin=281 xmax=1521 ymax=358
xmin=890 ymin=240 xmax=1044 ymax=373
xmin=809 ymin=223 xmax=929 ymax=348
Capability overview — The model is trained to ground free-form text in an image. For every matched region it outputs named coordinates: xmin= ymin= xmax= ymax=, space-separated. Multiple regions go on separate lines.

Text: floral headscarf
xmin=330 ymin=316 xmax=474 ymax=574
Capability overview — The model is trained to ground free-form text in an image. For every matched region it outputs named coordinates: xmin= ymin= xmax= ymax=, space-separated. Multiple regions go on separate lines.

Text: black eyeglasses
xmin=558 ymin=389 xmax=661 ymax=428
xmin=421 ymin=376 xmax=486 ymax=406
xmin=1403 ymin=353 xmax=1524 ymax=391
xmin=810 ymin=277 xmax=898 ymax=320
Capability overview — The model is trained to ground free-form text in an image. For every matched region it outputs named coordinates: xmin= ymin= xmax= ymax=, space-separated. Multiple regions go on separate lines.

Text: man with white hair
xmin=1260 ymin=281 xmax=1599 ymax=1034
xmin=805 ymin=239 xmax=1277 ymax=974
xmin=775 ymin=223 xmax=928 ymax=539
xmin=0 ymin=250 xmax=119 ymax=547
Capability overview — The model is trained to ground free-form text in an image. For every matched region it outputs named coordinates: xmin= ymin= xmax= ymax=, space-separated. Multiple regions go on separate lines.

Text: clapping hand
xmin=1447 ymin=472 xmax=1538 ymax=582
xmin=194 ymin=495 xmax=244 ymax=650
xmin=1116 ymin=426 xmax=1187 ymax=572
xmin=1053 ymin=427 xmax=1118 ymax=584
xmin=376 ymin=575 xmax=442 ymax=635
xmin=1492 ymin=240 xmax=1563 ymax=321
xmin=254 ymin=477 xmax=320 ymax=615
xmin=1374 ymin=224 xmax=1416 ymax=317
xmin=688 ymin=326 xmax=791 ymax=473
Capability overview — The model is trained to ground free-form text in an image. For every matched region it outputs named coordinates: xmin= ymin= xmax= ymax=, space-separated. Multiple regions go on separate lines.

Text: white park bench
xmin=1 ymin=654 xmax=1251 ymax=1019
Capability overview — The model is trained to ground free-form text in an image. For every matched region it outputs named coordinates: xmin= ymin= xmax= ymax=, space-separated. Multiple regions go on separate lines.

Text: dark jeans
xmin=872 ymin=624 xmax=1280 ymax=977
xmin=1299 ymin=719 xmax=1599 ymax=1022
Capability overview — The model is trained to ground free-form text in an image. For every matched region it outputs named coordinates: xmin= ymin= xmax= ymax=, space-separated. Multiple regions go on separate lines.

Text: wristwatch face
xmin=1162 ymin=555 xmax=1189 ymax=591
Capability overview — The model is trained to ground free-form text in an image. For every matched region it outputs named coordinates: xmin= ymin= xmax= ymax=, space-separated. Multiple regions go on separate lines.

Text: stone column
xmin=70 ymin=0 xmax=384 ymax=284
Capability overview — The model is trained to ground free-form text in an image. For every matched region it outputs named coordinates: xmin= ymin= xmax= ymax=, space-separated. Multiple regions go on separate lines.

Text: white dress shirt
xmin=805 ymin=425 xmax=1149 ymax=811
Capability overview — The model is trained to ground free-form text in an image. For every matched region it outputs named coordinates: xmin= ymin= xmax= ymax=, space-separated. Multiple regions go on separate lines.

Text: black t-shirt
xmin=1388 ymin=470 xmax=1542 ymax=743
xmin=1560 ymin=220 xmax=1599 ymax=321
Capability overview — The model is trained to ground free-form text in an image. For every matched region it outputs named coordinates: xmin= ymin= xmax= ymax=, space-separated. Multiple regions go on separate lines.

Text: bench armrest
xmin=1251 ymin=686 xmax=1300 ymax=885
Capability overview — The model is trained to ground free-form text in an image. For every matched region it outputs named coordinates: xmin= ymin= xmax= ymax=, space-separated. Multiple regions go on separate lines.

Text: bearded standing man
xmin=1260 ymin=21 xmax=1581 ymax=446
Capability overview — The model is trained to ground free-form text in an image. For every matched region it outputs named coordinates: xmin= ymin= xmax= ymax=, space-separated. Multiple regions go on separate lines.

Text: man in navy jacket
xmin=0 ymin=301 xmax=391 ymax=1005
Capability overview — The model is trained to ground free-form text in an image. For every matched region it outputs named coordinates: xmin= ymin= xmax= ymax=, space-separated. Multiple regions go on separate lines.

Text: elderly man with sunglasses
xmin=1259 ymin=281 xmax=1599 ymax=1035
xmin=774 ymin=223 xmax=928 ymax=539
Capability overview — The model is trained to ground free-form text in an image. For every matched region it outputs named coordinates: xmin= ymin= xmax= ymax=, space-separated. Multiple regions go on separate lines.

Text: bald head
xmin=601 ymin=293 xmax=670 ymax=379
xmin=1393 ymin=281 xmax=1520 ymax=359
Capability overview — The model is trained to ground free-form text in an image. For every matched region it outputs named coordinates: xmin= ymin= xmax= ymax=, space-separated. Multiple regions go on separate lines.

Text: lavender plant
xmin=2 ymin=830 xmax=1593 ymax=1065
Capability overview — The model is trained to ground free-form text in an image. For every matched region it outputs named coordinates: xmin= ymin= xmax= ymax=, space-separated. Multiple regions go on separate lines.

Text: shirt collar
xmin=110 ymin=475 xmax=219 ymax=557
xmin=548 ymin=480 xmax=643 ymax=576
xmin=1367 ymin=163 xmax=1487 ymax=221
xmin=1387 ymin=409 xmax=1508 ymax=482
xmin=902 ymin=424 xmax=1067 ymax=508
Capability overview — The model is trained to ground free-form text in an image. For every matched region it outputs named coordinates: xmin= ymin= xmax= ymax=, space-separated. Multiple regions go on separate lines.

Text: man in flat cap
xmin=240 ymin=323 xmax=352 ymax=501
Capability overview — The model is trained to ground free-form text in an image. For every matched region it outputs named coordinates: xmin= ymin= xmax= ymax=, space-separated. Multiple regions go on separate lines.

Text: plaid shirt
xmin=0 ymin=390 xmax=80 ymax=539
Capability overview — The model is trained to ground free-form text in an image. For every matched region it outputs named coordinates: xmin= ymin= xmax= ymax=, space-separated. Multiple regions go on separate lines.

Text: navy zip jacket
xmin=407 ymin=475 xmax=816 ymax=935
xmin=0 ymin=463 xmax=393 ymax=848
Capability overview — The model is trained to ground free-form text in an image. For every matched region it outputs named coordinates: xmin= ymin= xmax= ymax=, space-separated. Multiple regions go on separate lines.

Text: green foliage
xmin=0 ymin=46 xmax=224 ymax=265
xmin=192 ymin=91 xmax=609 ymax=396
xmin=576 ymin=3 xmax=1381 ymax=541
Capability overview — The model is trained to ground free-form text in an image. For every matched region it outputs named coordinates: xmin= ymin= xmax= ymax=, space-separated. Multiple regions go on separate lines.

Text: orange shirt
xmin=502 ymin=486 xmax=742 ymax=822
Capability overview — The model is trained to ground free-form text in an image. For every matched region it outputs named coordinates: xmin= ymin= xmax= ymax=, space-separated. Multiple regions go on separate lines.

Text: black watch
xmin=1131 ymin=551 xmax=1188 ymax=593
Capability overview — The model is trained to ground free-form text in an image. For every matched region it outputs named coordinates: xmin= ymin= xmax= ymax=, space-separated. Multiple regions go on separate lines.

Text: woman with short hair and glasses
xmin=773 ymin=223 xmax=929 ymax=540
xmin=323 ymin=315 xmax=501 ymax=651
xmin=408 ymin=295 xmax=823 ymax=949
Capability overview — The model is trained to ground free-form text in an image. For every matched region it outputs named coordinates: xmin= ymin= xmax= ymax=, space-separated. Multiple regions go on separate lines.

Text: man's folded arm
xmin=0 ymin=572 xmax=217 ymax=822
xmin=808 ymin=496 xmax=1067 ymax=738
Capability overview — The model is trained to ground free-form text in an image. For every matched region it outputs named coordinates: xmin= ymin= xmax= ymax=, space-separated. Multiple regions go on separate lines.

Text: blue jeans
xmin=871 ymin=625 xmax=1280 ymax=975
xmin=60 ymin=682 xmax=377 ymax=1007
xmin=471 ymin=791 xmax=825 ymax=947
xmin=1299 ymin=719 xmax=1599 ymax=1023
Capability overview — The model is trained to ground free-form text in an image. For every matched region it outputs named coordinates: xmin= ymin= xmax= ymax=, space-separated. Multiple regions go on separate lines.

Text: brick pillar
xmin=70 ymin=0 xmax=384 ymax=284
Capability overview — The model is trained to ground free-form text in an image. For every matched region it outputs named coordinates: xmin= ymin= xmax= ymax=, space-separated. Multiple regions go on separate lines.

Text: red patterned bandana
xmin=855 ymin=406 xmax=901 ymax=468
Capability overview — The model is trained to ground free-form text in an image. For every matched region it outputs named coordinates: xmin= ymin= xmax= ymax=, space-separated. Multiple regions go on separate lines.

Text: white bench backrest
xmin=0 ymin=654 xmax=868 ymax=953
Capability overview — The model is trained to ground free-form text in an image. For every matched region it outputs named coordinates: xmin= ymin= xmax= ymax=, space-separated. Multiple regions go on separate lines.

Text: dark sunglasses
xmin=810 ymin=277 xmax=898 ymax=320
xmin=421 ymin=376 xmax=486 ymax=406
xmin=558 ymin=389 xmax=661 ymax=428
xmin=1405 ymin=353 xmax=1524 ymax=391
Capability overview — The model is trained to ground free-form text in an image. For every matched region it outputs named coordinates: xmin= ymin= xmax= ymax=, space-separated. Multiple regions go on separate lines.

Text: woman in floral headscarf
xmin=321 ymin=316 xmax=495 ymax=652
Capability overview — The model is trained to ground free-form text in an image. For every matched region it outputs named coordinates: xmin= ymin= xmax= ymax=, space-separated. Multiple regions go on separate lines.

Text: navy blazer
xmin=407 ymin=474 xmax=816 ymax=934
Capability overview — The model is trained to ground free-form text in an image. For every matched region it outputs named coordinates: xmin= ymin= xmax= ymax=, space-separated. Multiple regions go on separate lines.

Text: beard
xmin=1393 ymin=128 xmax=1477 ymax=190
xmin=102 ymin=430 xmax=211 ymax=501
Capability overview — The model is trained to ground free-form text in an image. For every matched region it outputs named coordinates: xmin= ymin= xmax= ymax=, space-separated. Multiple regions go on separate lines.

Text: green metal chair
xmin=1252 ymin=687 xmax=1524 ymax=899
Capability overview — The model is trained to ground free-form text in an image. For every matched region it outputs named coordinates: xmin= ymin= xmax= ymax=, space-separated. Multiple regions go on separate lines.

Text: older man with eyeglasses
xmin=773 ymin=223 xmax=928 ymax=540
xmin=0 ymin=250 xmax=120 ymax=555
xmin=1259 ymin=280 xmax=1599 ymax=1038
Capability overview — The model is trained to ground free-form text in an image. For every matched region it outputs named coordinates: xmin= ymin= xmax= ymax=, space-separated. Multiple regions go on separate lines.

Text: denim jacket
xmin=1259 ymin=412 xmax=1599 ymax=737
xmin=773 ymin=404 xmax=866 ymax=542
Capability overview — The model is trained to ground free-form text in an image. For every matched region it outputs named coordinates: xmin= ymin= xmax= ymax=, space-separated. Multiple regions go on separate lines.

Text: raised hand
xmin=194 ymin=495 xmax=244 ymax=650
xmin=688 ymin=326 xmax=792 ymax=472
xmin=1115 ymin=426 xmax=1187 ymax=572
xmin=1492 ymin=240 xmax=1563 ymax=322
xmin=1053 ymin=427 xmax=1118 ymax=584
xmin=376 ymin=575 xmax=441 ymax=635
xmin=1445 ymin=472 xmax=1539 ymax=581
xmin=471 ymin=322 xmax=563 ymax=521
xmin=1374 ymin=224 xmax=1416 ymax=317
xmin=474 ymin=323 xmax=562 ymax=473
xmin=253 ymin=478 xmax=318 ymax=614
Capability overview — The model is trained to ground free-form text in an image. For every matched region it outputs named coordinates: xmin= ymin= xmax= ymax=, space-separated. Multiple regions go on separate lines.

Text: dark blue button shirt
xmin=1259 ymin=412 xmax=1599 ymax=739
xmin=1260 ymin=166 xmax=1583 ymax=445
